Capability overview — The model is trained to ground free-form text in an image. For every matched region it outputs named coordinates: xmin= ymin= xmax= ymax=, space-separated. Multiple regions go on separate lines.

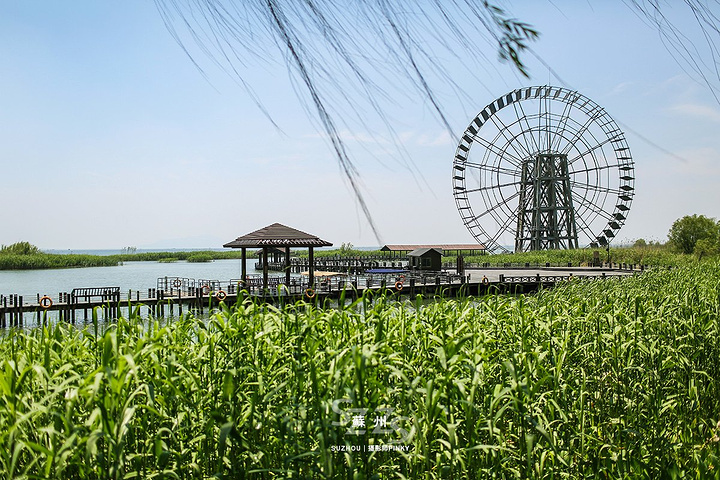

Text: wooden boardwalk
xmin=0 ymin=266 xmax=639 ymax=328
xmin=258 ymin=256 xmax=409 ymax=274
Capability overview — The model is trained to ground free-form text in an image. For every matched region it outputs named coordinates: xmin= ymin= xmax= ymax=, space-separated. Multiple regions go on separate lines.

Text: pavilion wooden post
xmin=241 ymin=247 xmax=247 ymax=288
xmin=308 ymin=247 xmax=315 ymax=288
xmin=262 ymin=247 xmax=269 ymax=292
xmin=284 ymin=247 xmax=291 ymax=289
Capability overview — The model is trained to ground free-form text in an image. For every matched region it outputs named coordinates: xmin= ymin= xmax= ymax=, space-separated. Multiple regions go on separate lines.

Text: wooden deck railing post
xmin=1 ymin=296 xmax=6 ymax=328
xmin=18 ymin=296 xmax=24 ymax=327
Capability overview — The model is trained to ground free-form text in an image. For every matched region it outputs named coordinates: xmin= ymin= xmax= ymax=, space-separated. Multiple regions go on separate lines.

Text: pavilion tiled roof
xmin=223 ymin=223 xmax=332 ymax=248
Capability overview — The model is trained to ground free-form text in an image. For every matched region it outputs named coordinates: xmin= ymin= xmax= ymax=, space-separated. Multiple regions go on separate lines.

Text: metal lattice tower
xmin=515 ymin=153 xmax=578 ymax=251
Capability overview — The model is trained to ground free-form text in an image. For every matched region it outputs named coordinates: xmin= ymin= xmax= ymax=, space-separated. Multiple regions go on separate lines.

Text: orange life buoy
xmin=202 ymin=285 xmax=211 ymax=294
xmin=305 ymin=288 xmax=316 ymax=299
xmin=40 ymin=296 xmax=53 ymax=309
xmin=173 ymin=279 xmax=182 ymax=288
xmin=395 ymin=281 xmax=404 ymax=291
xmin=215 ymin=290 xmax=227 ymax=301
xmin=482 ymin=276 xmax=489 ymax=285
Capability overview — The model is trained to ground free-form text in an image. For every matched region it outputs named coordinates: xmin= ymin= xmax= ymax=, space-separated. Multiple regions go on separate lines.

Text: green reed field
xmin=0 ymin=243 xmax=251 ymax=270
xmin=1 ymin=263 xmax=719 ymax=478
xmin=461 ymin=246 xmax=688 ymax=268
xmin=307 ymin=245 xmax=691 ymax=268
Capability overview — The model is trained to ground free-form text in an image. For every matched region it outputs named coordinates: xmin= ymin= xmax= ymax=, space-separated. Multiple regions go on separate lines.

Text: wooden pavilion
xmin=223 ymin=223 xmax=332 ymax=291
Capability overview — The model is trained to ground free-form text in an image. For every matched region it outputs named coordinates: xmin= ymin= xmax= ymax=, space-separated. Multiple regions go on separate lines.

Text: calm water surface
xmin=0 ymin=259 xmax=260 ymax=299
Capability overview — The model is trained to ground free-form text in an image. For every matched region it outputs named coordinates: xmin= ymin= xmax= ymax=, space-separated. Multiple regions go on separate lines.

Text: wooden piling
xmin=18 ymin=296 xmax=23 ymax=327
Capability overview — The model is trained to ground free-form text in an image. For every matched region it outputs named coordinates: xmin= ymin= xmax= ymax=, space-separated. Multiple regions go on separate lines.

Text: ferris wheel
xmin=452 ymin=86 xmax=635 ymax=253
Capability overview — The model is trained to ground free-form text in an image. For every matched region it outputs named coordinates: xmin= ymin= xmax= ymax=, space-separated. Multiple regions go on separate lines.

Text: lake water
xmin=0 ymin=259 xmax=260 ymax=300
xmin=1 ymin=247 xmax=384 ymax=300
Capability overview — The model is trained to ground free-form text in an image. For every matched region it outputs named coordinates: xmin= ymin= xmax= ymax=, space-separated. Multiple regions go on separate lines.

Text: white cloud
xmin=667 ymin=103 xmax=720 ymax=122
xmin=416 ymin=131 xmax=454 ymax=147
xmin=608 ymin=82 xmax=635 ymax=96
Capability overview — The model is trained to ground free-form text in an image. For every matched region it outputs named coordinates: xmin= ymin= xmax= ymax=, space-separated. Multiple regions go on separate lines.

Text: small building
xmin=408 ymin=248 xmax=443 ymax=271
xmin=381 ymin=244 xmax=485 ymax=257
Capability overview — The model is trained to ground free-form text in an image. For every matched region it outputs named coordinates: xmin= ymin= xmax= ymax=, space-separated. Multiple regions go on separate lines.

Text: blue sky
xmin=1 ymin=1 xmax=718 ymax=249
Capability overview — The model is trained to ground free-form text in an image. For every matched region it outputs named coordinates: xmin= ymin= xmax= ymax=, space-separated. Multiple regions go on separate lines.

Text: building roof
xmin=381 ymin=244 xmax=485 ymax=252
xmin=408 ymin=247 xmax=444 ymax=257
xmin=223 ymin=223 xmax=333 ymax=248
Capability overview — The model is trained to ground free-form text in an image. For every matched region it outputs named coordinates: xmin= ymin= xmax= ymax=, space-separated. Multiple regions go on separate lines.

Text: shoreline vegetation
xmin=0 ymin=240 xmax=706 ymax=270
xmin=306 ymin=243 xmax=692 ymax=267
xmin=0 ymin=243 xmax=255 ymax=270
xmin=1 ymin=261 xmax=718 ymax=477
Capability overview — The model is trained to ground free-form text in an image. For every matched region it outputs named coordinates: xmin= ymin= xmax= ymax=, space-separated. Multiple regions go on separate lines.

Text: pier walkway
xmin=0 ymin=265 xmax=640 ymax=328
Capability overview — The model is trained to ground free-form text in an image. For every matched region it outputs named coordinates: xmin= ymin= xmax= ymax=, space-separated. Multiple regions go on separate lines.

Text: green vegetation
xmin=695 ymin=237 xmax=720 ymax=260
xmin=1 ymin=262 xmax=719 ymax=478
xmin=308 ymin=245 xmax=690 ymax=268
xmin=0 ymin=243 xmax=253 ymax=270
xmin=110 ymin=250 xmax=253 ymax=263
xmin=308 ymin=245 xmax=385 ymax=259
xmin=0 ymin=241 xmax=41 ymax=256
xmin=186 ymin=253 xmax=213 ymax=263
xmin=0 ymin=253 xmax=117 ymax=270
xmin=668 ymin=214 xmax=720 ymax=255
xmin=0 ymin=241 xmax=118 ymax=270
xmin=463 ymin=245 xmax=689 ymax=267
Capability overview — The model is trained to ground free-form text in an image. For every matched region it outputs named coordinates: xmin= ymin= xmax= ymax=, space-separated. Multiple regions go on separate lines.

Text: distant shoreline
xmin=43 ymin=246 xmax=381 ymax=256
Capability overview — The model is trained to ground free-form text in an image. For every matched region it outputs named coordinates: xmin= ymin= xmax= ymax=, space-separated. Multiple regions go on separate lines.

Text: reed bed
xmin=1 ymin=263 xmax=719 ymax=478
xmin=110 ymin=250 xmax=251 ymax=263
xmin=308 ymin=245 xmax=691 ymax=267
xmin=462 ymin=246 xmax=689 ymax=268
xmin=0 ymin=253 xmax=118 ymax=270
xmin=0 ymin=250 xmax=251 ymax=270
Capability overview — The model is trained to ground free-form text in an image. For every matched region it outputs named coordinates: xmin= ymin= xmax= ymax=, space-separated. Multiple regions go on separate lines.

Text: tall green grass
xmin=0 ymin=242 xmax=119 ymax=270
xmin=1 ymin=263 xmax=719 ymax=478
xmin=303 ymin=245 xmax=691 ymax=267
xmin=463 ymin=246 xmax=689 ymax=267
xmin=0 ymin=250 xmax=251 ymax=270
xmin=110 ymin=250 xmax=253 ymax=263
xmin=0 ymin=253 xmax=118 ymax=270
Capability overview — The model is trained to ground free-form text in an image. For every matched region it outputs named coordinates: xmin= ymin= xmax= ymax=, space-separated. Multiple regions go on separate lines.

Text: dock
xmin=257 ymin=256 xmax=409 ymax=274
xmin=0 ymin=264 xmax=640 ymax=329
